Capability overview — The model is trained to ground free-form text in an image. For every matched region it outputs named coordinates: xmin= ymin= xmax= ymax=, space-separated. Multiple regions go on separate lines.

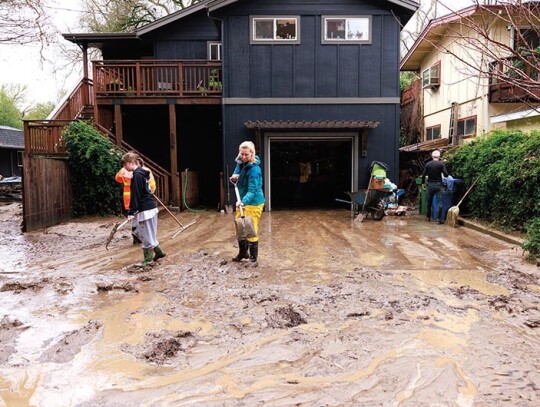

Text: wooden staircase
xmin=27 ymin=77 xmax=171 ymax=204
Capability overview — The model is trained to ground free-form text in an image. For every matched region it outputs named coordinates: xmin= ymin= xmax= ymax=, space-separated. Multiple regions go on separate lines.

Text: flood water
xmin=1 ymin=202 xmax=539 ymax=406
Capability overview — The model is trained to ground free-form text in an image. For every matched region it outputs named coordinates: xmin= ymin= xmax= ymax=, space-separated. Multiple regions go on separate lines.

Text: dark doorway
xmin=269 ymin=139 xmax=352 ymax=209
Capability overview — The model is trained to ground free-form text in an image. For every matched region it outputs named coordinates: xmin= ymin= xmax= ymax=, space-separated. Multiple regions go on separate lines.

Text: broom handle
xmin=456 ymin=177 xmax=480 ymax=207
xmin=233 ymin=183 xmax=245 ymax=217
xmin=153 ymin=194 xmax=186 ymax=228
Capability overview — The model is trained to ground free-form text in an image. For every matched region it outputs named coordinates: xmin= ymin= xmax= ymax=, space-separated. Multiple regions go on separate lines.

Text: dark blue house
xmin=61 ymin=0 xmax=418 ymax=210
xmin=0 ymin=125 xmax=24 ymax=178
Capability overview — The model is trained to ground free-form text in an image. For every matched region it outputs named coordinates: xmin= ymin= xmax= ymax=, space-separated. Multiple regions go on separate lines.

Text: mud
xmin=1 ymin=202 xmax=539 ymax=406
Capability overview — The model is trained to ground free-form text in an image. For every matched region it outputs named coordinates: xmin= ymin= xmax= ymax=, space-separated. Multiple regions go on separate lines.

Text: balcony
xmin=93 ymin=60 xmax=222 ymax=102
xmin=489 ymin=56 xmax=540 ymax=103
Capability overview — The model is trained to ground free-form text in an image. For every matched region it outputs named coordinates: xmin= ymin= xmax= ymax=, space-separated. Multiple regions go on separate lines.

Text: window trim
xmin=422 ymin=61 xmax=441 ymax=88
xmin=457 ymin=115 xmax=477 ymax=137
xmin=512 ymin=25 xmax=540 ymax=50
xmin=425 ymin=124 xmax=441 ymax=141
xmin=207 ymin=41 xmax=222 ymax=60
xmin=321 ymin=15 xmax=372 ymax=44
xmin=17 ymin=150 xmax=23 ymax=167
xmin=250 ymin=16 xmax=301 ymax=44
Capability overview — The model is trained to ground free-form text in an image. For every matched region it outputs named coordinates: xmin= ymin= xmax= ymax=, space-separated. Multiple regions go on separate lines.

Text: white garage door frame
xmin=264 ymin=132 xmax=359 ymax=211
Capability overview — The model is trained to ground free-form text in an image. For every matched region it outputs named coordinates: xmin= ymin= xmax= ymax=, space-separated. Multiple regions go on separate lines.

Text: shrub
xmin=446 ymin=130 xmax=540 ymax=230
xmin=523 ymin=218 xmax=540 ymax=262
xmin=63 ymin=121 xmax=123 ymax=216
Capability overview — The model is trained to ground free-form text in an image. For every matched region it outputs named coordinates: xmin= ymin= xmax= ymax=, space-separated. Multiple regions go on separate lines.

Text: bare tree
xmin=0 ymin=0 xmax=52 ymax=45
xmin=80 ymin=0 xmax=201 ymax=32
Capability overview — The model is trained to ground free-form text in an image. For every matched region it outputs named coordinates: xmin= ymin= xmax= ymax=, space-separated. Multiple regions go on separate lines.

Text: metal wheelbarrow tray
xmin=336 ymin=189 xmax=388 ymax=220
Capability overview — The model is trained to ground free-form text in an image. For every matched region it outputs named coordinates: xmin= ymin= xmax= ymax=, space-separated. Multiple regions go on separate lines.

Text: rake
xmin=153 ymin=195 xmax=196 ymax=237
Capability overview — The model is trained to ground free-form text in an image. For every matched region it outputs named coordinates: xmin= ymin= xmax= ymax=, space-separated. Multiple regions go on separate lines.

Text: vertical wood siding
xmin=22 ymin=156 xmax=72 ymax=232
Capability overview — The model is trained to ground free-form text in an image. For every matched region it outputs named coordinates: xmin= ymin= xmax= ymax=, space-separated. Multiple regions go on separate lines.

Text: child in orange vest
xmin=115 ymin=157 xmax=156 ymax=244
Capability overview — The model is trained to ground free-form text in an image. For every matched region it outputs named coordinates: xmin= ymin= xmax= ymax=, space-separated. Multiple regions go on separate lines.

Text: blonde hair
xmin=121 ymin=152 xmax=140 ymax=166
xmin=236 ymin=141 xmax=257 ymax=164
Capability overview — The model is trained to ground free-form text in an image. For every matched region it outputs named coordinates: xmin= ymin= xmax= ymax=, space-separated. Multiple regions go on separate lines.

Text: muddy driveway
xmin=0 ymin=202 xmax=539 ymax=406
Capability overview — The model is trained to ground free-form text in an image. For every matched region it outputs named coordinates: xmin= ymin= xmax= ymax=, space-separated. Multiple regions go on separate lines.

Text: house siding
xmin=151 ymin=10 xmax=220 ymax=59
xmin=215 ymin=0 xmax=403 ymax=184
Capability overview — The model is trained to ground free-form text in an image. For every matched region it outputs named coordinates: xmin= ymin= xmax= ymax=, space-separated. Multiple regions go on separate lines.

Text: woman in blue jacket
xmin=230 ymin=141 xmax=265 ymax=262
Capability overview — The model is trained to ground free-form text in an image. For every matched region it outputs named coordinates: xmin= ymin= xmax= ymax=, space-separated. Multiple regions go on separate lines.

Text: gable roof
xmin=0 ymin=125 xmax=24 ymax=149
xmin=208 ymin=0 xmax=419 ymax=13
xmin=400 ymin=4 xmax=506 ymax=71
xmin=64 ymin=0 xmax=419 ymax=46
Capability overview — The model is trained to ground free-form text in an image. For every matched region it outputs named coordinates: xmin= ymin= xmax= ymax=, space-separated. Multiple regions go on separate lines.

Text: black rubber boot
xmin=232 ymin=239 xmax=249 ymax=262
xmin=249 ymin=241 xmax=259 ymax=262
xmin=153 ymin=245 xmax=166 ymax=261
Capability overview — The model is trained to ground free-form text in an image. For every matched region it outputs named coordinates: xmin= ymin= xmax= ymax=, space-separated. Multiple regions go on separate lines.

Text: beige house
xmin=400 ymin=3 xmax=540 ymax=151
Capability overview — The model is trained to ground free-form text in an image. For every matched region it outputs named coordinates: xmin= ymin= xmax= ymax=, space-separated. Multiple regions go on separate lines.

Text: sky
xmin=0 ymin=0 xmax=476 ymax=107
xmin=0 ymin=0 xmax=85 ymax=106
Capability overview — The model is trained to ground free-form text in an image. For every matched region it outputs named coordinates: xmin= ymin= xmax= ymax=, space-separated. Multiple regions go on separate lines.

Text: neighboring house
xmin=29 ymin=0 xmax=418 ymax=214
xmin=400 ymin=3 xmax=540 ymax=153
xmin=0 ymin=125 xmax=24 ymax=177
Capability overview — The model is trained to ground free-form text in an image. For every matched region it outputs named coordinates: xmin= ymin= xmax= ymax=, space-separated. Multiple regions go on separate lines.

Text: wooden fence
xmin=22 ymin=156 xmax=72 ymax=232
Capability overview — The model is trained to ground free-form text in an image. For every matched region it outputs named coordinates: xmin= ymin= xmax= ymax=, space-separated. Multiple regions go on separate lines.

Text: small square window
xmin=251 ymin=16 xmax=300 ymax=44
xmin=208 ymin=42 xmax=221 ymax=60
xmin=322 ymin=16 xmax=371 ymax=44
xmin=457 ymin=117 xmax=476 ymax=137
xmin=426 ymin=125 xmax=441 ymax=141
xmin=422 ymin=62 xmax=441 ymax=88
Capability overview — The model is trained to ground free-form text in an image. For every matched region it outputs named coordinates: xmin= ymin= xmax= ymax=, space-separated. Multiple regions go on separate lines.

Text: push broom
xmin=446 ymin=176 xmax=480 ymax=228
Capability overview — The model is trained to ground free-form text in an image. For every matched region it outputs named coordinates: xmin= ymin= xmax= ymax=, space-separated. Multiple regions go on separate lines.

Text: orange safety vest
xmin=115 ymin=167 xmax=156 ymax=210
xmin=115 ymin=168 xmax=132 ymax=210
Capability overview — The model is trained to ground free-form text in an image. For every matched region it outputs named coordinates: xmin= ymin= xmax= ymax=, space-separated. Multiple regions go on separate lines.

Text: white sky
xmin=0 ymin=0 xmax=476 ymax=107
xmin=0 ymin=0 xmax=84 ymax=106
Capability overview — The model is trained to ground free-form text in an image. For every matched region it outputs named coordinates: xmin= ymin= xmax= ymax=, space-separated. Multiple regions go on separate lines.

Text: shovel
xmin=232 ymin=183 xmax=256 ymax=240
xmin=105 ymin=218 xmax=130 ymax=250
xmin=446 ymin=176 xmax=480 ymax=228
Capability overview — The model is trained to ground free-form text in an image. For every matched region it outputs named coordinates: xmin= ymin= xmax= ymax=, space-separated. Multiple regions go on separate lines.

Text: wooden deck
xmin=93 ymin=60 xmax=222 ymax=103
xmin=489 ymin=56 xmax=540 ymax=103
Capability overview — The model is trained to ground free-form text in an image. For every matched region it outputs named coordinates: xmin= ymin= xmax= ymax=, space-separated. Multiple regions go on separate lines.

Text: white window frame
xmin=250 ymin=16 xmax=300 ymax=44
xmin=422 ymin=61 xmax=441 ymax=88
xmin=207 ymin=42 xmax=222 ymax=60
xmin=457 ymin=116 xmax=477 ymax=137
xmin=321 ymin=16 xmax=372 ymax=44
xmin=425 ymin=125 xmax=441 ymax=141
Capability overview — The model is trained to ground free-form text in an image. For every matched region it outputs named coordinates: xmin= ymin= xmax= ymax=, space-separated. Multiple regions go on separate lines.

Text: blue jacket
xmin=234 ymin=156 xmax=265 ymax=206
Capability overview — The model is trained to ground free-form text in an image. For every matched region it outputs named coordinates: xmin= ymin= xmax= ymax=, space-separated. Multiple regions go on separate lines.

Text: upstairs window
xmin=422 ymin=61 xmax=441 ymax=88
xmin=513 ymin=27 xmax=540 ymax=50
xmin=457 ymin=116 xmax=476 ymax=137
xmin=426 ymin=125 xmax=441 ymax=141
xmin=322 ymin=16 xmax=371 ymax=44
xmin=251 ymin=16 xmax=300 ymax=44
xmin=208 ymin=42 xmax=221 ymax=60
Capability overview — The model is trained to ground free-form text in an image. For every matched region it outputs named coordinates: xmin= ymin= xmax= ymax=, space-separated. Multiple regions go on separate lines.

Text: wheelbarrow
xmin=335 ymin=189 xmax=388 ymax=221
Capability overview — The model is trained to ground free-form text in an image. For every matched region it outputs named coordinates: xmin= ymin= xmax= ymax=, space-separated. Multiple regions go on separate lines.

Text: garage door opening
xmin=268 ymin=138 xmax=354 ymax=210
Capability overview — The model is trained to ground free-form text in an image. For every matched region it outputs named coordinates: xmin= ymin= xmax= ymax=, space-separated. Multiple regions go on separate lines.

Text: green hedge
xmin=446 ymin=130 xmax=540 ymax=260
xmin=64 ymin=121 xmax=123 ymax=216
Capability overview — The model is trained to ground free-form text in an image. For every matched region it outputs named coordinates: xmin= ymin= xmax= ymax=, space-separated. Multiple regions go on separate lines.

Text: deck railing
xmin=93 ymin=60 xmax=222 ymax=98
xmin=48 ymin=78 xmax=94 ymax=120
xmin=24 ymin=119 xmax=171 ymax=204
xmin=489 ymin=56 xmax=540 ymax=102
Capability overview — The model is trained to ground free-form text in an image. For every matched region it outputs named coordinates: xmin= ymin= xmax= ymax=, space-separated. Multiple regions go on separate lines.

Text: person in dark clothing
xmin=421 ymin=150 xmax=449 ymax=224
xmin=122 ymin=152 xmax=166 ymax=265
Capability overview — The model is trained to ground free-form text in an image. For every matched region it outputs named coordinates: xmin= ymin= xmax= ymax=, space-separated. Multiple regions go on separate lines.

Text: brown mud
xmin=0 ymin=201 xmax=539 ymax=406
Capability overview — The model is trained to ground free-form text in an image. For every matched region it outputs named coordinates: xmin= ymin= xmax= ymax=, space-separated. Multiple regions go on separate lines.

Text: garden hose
xmin=182 ymin=168 xmax=206 ymax=213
